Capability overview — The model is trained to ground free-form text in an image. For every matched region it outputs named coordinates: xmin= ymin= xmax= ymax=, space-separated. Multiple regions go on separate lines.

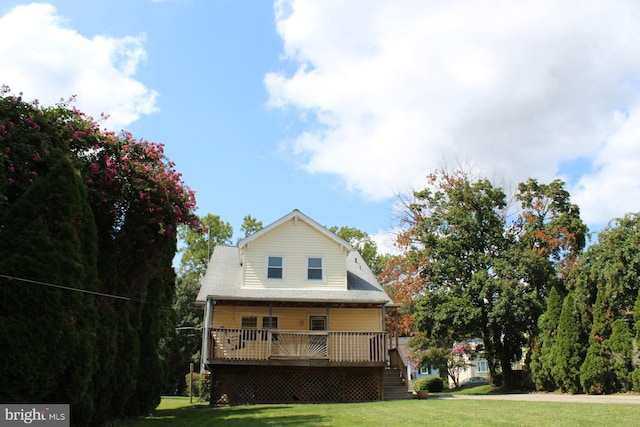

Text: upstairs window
xmin=267 ymin=256 xmax=283 ymax=279
xmin=307 ymin=257 xmax=323 ymax=280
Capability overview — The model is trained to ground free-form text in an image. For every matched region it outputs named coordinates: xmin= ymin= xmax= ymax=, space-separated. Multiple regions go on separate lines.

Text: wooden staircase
xmin=383 ymin=368 xmax=413 ymax=400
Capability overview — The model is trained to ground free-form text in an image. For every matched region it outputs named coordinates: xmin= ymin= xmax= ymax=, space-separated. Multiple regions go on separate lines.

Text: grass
xmin=445 ymin=384 xmax=494 ymax=395
xmin=117 ymin=395 xmax=639 ymax=427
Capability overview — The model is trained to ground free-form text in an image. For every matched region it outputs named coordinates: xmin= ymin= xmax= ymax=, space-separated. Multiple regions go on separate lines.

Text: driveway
xmin=434 ymin=393 xmax=640 ymax=404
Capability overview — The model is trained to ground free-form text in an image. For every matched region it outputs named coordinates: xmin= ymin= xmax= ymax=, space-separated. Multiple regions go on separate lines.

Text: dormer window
xmin=267 ymin=256 xmax=283 ymax=279
xmin=307 ymin=257 xmax=323 ymax=280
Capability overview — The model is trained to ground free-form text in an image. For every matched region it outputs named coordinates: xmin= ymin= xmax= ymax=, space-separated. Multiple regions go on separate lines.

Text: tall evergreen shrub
xmin=550 ymin=292 xmax=585 ymax=393
xmin=580 ymin=290 xmax=615 ymax=394
xmin=0 ymin=158 xmax=98 ymax=425
xmin=530 ymin=286 xmax=563 ymax=391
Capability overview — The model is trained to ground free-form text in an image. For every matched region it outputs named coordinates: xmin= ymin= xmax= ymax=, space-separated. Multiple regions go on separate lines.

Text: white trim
xmin=306 ymin=256 xmax=324 ymax=281
xmin=309 ymin=315 xmax=327 ymax=331
xmin=201 ymin=298 xmax=213 ymax=372
xmin=266 ymin=255 xmax=285 ymax=280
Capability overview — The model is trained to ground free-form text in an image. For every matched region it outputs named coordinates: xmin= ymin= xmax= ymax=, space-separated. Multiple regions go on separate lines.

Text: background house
xmin=196 ymin=210 xmax=401 ymax=404
xmin=395 ymin=337 xmax=491 ymax=389
xmin=454 ymin=338 xmax=490 ymax=387
xmin=397 ymin=337 xmax=441 ymax=391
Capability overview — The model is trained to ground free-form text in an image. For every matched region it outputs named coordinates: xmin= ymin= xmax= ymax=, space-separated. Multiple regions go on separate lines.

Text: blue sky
xmin=2 ymin=1 xmax=640 ymax=251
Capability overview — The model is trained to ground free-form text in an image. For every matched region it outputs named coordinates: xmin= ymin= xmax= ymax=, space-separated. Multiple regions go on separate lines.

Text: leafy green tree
xmin=405 ymin=170 xmax=519 ymax=386
xmin=179 ymin=214 xmax=233 ymax=278
xmin=514 ymin=178 xmax=587 ymax=389
xmin=578 ymin=213 xmax=640 ymax=317
xmin=550 ymin=292 xmax=585 ymax=393
xmin=515 ymin=179 xmax=587 ymax=277
xmin=240 ymin=214 xmax=263 ymax=238
xmin=398 ymin=169 xmax=585 ymax=389
xmin=329 ymin=225 xmax=384 ymax=275
xmin=169 ymin=214 xmax=233 ymax=395
xmin=407 ymin=334 xmax=451 ymax=380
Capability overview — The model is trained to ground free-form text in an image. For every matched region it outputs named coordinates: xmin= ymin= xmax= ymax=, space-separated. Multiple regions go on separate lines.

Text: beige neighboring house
xmin=397 ymin=337 xmax=490 ymax=389
xmin=454 ymin=338 xmax=490 ymax=386
xmin=196 ymin=210 xmax=394 ymax=404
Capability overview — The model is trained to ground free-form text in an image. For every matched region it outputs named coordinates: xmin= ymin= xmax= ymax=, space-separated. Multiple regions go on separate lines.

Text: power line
xmin=0 ymin=273 xmax=151 ymax=303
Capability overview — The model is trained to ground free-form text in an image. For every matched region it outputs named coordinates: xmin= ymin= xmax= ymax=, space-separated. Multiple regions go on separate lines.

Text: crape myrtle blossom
xmin=407 ymin=338 xmax=474 ymax=388
xmin=0 ymin=88 xmax=198 ymax=242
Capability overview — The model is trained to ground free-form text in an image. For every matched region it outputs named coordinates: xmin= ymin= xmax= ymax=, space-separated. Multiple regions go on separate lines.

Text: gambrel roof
xmin=196 ymin=210 xmax=391 ymax=306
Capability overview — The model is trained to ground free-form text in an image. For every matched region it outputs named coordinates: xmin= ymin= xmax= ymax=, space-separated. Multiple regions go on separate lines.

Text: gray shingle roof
xmin=196 ymin=245 xmax=391 ymax=305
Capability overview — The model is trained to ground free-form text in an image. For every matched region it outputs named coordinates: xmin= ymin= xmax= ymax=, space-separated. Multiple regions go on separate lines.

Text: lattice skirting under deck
xmin=210 ymin=366 xmax=383 ymax=404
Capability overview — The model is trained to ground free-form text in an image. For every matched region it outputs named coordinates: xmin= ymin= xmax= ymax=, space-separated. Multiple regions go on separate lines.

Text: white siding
xmin=242 ymin=218 xmax=347 ymax=290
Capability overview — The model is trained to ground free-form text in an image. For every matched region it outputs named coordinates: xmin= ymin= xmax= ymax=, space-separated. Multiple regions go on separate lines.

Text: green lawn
xmin=117 ymin=395 xmax=639 ymax=427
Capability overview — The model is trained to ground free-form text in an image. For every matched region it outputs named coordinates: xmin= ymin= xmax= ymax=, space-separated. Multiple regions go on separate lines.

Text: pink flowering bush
xmin=448 ymin=342 xmax=473 ymax=388
xmin=406 ymin=348 xmax=426 ymax=370
xmin=407 ymin=333 xmax=473 ymax=389
xmin=0 ymin=87 xmax=199 ymax=423
xmin=1 ymin=87 xmax=197 ymax=240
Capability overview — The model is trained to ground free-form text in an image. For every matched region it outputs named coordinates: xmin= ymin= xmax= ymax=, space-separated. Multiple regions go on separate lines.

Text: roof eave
xmin=203 ymin=295 xmax=389 ymax=305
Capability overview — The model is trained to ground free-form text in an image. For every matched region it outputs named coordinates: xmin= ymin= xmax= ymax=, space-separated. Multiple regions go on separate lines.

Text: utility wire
xmin=0 ymin=273 xmax=175 ymax=307
xmin=0 ymin=273 xmax=131 ymax=301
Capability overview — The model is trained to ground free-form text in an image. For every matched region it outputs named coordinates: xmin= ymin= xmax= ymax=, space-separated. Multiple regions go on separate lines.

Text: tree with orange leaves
xmin=389 ymin=168 xmax=586 ymax=390
xmin=515 ymin=178 xmax=587 ymax=277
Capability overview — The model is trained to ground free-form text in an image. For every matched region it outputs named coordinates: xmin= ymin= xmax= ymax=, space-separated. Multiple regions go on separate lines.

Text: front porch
xmin=207 ymin=328 xmax=387 ymax=366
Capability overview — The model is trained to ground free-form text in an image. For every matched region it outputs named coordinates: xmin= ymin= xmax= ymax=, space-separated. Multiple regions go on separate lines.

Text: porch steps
xmin=383 ymin=368 xmax=413 ymax=401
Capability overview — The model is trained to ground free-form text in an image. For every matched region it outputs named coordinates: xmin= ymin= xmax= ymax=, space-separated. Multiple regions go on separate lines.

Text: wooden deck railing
xmin=208 ymin=328 xmax=386 ymax=363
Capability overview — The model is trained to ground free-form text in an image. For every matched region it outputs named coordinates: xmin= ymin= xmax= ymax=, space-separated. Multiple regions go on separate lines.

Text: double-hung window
xmin=307 ymin=257 xmax=323 ymax=280
xmin=267 ymin=256 xmax=283 ymax=279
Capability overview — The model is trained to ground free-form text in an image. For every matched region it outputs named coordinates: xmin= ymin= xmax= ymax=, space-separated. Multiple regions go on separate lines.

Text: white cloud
xmin=266 ymin=0 xmax=640 ymax=226
xmin=573 ymin=107 xmax=640 ymax=224
xmin=371 ymin=228 xmax=401 ymax=256
xmin=0 ymin=3 xmax=157 ymax=130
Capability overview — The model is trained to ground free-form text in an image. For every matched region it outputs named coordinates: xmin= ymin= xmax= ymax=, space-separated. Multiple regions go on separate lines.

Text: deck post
xmin=202 ymin=298 xmax=213 ymax=371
